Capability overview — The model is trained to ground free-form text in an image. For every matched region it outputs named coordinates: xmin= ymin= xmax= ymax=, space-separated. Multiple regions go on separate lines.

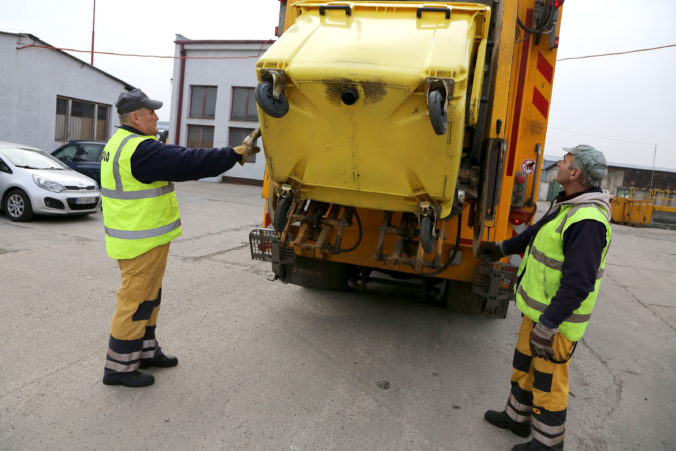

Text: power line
xmin=15 ymin=43 xmax=272 ymax=60
xmin=18 ymin=41 xmax=676 ymax=63
xmin=548 ymin=126 xmax=656 ymax=146
xmin=557 ymin=43 xmax=676 ymax=61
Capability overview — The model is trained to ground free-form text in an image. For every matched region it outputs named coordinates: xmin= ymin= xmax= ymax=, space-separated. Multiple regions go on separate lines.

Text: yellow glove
xmin=233 ymin=128 xmax=261 ymax=165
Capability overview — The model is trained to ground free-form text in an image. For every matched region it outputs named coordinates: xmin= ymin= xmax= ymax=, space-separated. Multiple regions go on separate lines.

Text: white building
xmin=0 ymin=31 xmax=133 ymax=152
xmin=169 ymin=36 xmax=272 ymax=184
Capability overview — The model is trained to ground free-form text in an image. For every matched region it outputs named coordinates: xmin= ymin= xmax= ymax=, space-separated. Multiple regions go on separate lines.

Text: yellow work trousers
xmin=104 ymin=243 xmax=170 ymax=374
xmin=505 ymin=316 xmax=576 ymax=450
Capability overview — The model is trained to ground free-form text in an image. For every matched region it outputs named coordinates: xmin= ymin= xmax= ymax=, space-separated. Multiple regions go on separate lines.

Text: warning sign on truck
xmin=521 ymin=159 xmax=536 ymax=174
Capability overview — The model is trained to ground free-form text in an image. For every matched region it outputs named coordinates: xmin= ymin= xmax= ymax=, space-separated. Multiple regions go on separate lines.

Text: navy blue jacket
xmin=120 ymin=125 xmax=241 ymax=183
xmin=502 ymin=188 xmax=607 ymax=328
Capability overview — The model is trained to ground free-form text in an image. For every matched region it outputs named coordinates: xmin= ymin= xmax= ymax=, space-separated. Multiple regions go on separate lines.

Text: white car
xmin=0 ymin=141 xmax=100 ymax=221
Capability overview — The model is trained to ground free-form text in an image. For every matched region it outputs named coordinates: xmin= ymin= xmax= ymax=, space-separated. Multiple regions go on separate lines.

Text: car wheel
xmin=3 ymin=189 xmax=34 ymax=222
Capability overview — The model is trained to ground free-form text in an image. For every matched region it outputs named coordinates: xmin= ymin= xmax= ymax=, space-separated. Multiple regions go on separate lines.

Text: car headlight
xmin=33 ymin=175 xmax=65 ymax=193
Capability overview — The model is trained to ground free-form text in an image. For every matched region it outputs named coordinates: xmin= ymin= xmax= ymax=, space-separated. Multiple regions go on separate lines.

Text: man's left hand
xmin=529 ymin=321 xmax=558 ymax=360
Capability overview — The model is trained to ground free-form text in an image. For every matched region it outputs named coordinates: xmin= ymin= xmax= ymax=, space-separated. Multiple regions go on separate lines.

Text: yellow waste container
xmin=625 ymin=199 xmax=653 ymax=226
xmin=610 ymin=197 xmax=627 ymax=224
xmin=255 ymin=1 xmax=490 ymax=218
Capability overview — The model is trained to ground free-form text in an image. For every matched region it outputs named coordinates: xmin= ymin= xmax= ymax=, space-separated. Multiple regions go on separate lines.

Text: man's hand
xmin=529 ymin=321 xmax=558 ymax=360
xmin=233 ymin=128 xmax=261 ymax=165
xmin=477 ymin=242 xmax=505 ymax=262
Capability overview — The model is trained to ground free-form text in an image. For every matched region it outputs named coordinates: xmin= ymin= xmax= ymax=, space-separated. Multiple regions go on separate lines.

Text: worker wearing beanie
xmin=478 ymin=145 xmax=612 ymax=450
xmin=101 ymin=88 xmax=260 ymax=387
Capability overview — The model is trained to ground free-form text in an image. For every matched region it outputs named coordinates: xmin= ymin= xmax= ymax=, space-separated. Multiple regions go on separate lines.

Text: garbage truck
xmin=249 ymin=0 xmax=565 ymax=318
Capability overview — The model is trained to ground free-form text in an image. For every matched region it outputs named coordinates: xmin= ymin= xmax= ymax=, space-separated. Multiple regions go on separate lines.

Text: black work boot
xmin=484 ymin=410 xmax=531 ymax=438
xmin=139 ymin=349 xmax=178 ymax=368
xmin=512 ymin=441 xmax=535 ymax=450
xmin=102 ymin=370 xmax=154 ymax=387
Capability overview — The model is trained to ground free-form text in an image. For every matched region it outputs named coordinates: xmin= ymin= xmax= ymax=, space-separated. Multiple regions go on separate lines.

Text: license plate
xmin=76 ymin=197 xmax=96 ymax=205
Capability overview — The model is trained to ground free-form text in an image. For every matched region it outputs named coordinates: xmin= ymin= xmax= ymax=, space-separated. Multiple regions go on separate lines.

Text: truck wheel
xmin=420 ymin=215 xmax=435 ymax=253
xmin=428 ymin=90 xmax=447 ymax=135
xmin=255 ymin=80 xmax=289 ymax=118
xmin=3 ymin=189 xmax=34 ymax=222
xmin=274 ymin=197 xmax=292 ymax=232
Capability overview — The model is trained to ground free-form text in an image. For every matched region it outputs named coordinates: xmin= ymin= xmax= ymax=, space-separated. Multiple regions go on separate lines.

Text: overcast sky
xmin=2 ymin=0 xmax=675 ymax=169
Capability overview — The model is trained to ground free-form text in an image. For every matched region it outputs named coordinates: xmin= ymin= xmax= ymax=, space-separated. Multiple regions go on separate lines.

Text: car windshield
xmin=0 ymin=147 xmax=68 ymax=169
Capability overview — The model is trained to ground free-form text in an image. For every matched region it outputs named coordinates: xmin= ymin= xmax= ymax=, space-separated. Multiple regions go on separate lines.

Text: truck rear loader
xmin=249 ymin=0 xmax=565 ymax=317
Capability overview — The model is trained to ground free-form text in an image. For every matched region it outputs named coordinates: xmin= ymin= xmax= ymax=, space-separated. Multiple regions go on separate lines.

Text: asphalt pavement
xmin=0 ymin=181 xmax=674 ymax=450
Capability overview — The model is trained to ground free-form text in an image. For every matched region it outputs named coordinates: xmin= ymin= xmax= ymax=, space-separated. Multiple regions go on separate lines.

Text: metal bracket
xmin=261 ymin=69 xmax=287 ymax=99
xmin=425 ymin=77 xmax=454 ymax=118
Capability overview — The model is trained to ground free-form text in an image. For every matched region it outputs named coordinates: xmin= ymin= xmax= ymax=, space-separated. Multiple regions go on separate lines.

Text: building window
xmin=55 ymin=96 xmax=110 ymax=141
xmin=231 ymin=87 xmax=257 ymax=121
xmin=97 ymin=105 xmax=109 ymax=140
xmin=189 ymin=86 xmax=217 ymax=119
xmin=229 ymin=127 xmax=256 ymax=163
xmin=187 ymin=125 xmax=214 ymax=148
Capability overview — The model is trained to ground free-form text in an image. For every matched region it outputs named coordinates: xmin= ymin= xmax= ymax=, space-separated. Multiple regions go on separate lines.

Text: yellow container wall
xmin=626 ymin=200 xmax=654 ymax=225
xmin=258 ymin=2 xmax=489 ymax=218
xmin=610 ymin=197 xmax=627 ymax=223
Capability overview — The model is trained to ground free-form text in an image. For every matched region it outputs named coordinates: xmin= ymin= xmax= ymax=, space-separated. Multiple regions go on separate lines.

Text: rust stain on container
xmin=324 ymin=78 xmax=386 ymax=105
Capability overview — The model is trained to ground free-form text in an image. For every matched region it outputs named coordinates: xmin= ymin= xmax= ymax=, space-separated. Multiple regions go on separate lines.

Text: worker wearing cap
xmin=479 ymin=145 xmax=612 ymax=450
xmin=101 ymin=88 xmax=260 ymax=387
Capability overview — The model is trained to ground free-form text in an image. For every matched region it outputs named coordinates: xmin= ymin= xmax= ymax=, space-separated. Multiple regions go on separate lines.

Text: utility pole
xmin=649 ymin=143 xmax=656 ymax=191
xmin=91 ymin=0 xmax=96 ymax=65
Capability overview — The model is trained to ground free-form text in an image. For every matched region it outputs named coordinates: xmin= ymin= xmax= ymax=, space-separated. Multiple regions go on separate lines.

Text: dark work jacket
xmin=119 ymin=125 xmax=241 ymax=183
xmin=502 ymin=187 xmax=608 ymax=328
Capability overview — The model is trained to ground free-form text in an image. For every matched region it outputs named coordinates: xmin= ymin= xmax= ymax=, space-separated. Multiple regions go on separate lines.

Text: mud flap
xmin=281 ymin=256 xmax=348 ymax=291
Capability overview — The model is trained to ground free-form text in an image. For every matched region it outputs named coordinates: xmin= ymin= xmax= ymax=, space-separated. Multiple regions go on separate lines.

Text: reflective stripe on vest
xmin=100 ymin=184 xmax=175 ymax=200
xmin=105 ymin=219 xmax=182 ymax=240
xmin=515 ymin=202 xmax=611 ymax=341
xmin=517 ymin=285 xmax=592 ymax=323
xmin=101 ymin=129 xmax=182 ymax=259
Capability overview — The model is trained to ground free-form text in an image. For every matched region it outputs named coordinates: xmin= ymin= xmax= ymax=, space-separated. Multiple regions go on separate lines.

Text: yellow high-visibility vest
xmin=101 ymin=128 xmax=181 ymax=259
xmin=515 ymin=203 xmax=611 ymax=341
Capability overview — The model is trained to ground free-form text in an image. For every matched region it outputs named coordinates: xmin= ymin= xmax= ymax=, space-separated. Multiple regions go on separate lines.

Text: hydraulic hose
xmin=336 ymin=210 xmax=363 ymax=254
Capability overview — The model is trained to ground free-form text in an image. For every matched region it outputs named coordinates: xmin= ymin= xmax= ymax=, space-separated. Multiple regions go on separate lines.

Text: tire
xmin=420 ymin=215 xmax=435 ymax=253
xmin=428 ymin=90 xmax=447 ymax=135
xmin=273 ymin=197 xmax=292 ymax=233
xmin=255 ymin=80 xmax=289 ymax=118
xmin=3 ymin=189 xmax=34 ymax=222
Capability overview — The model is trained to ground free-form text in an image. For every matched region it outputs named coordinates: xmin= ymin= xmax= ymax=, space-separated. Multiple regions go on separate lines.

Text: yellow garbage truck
xmin=249 ymin=0 xmax=565 ymax=317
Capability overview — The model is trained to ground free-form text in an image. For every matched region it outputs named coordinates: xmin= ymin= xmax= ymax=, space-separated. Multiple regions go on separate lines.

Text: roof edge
xmin=4 ymin=30 xmax=135 ymax=91
xmin=173 ymin=38 xmax=275 ymax=45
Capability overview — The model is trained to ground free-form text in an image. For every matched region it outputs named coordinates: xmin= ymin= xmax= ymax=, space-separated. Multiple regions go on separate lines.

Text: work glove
xmin=233 ymin=127 xmax=261 ymax=165
xmin=529 ymin=321 xmax=558 ymax=361
xmin=477 ymin=241 xmax=505 ymax=262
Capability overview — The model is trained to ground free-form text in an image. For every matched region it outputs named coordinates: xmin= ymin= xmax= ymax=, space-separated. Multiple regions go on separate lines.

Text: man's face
xmin=132 ymin=108 xmax=159 ymax=136
xmin=556 ymin=153 xmax=580 ymax=186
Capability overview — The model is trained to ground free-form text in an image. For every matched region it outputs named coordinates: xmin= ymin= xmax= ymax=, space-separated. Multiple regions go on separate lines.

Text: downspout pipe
xmin=175 ymin=42 xmax=186 ymax=145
